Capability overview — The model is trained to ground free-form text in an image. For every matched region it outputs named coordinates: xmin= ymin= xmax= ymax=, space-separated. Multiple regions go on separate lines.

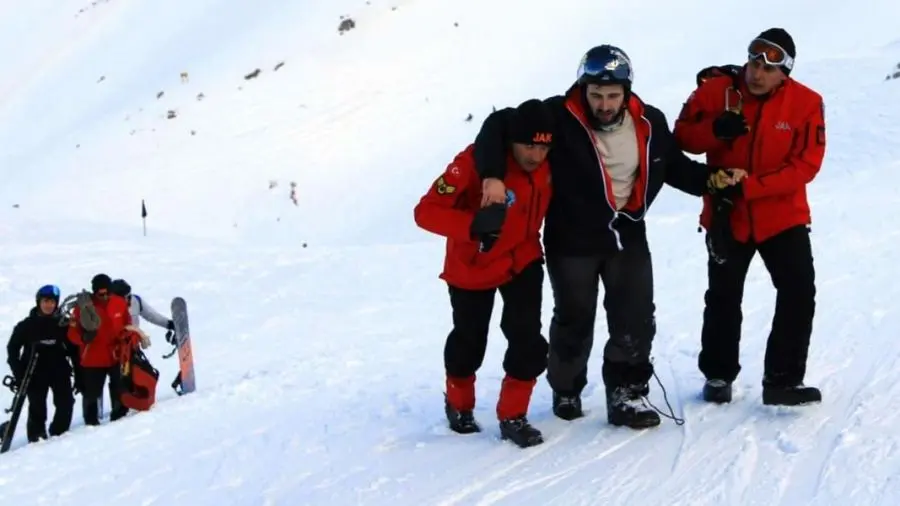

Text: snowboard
xmin=0 ymin=348 xmax=40 ymax=454
xmin=170 ymin=297 xmax=196 ymax=395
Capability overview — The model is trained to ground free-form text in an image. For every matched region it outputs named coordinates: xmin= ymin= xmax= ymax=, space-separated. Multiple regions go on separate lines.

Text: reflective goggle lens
xmin=581 ymin=58 xmax=632 ymax=81
xmin=747 ymin=38 xmax=793 ymax=69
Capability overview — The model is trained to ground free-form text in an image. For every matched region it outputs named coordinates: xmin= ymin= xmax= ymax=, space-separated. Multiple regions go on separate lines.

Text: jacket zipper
xmin=565 ymin=103 xmax=623 ymax=250
xmin=628 ymin=115 xmax=653 ymax=222
xmin=510 ymin=173 xmax=537 ymax=276
xmin=525 ymin=172 xmax=535 ymax=237
xmin=746 ymin=100 xmax=766 ymax=241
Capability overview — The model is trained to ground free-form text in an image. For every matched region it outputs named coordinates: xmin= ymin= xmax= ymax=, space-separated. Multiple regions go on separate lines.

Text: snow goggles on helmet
xmin=577 ymin=53 xmax=633 ymax=84
xmin=747 ymin=38 xmax=794 ymax=70
xmin=36 ymin=284 xmax=60 ymax=300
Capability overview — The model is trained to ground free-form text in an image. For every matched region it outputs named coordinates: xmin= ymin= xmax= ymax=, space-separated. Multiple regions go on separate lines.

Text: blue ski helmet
xmin=35 ymin=284 xmax=60 ymax=305
xmin=576 ymin=45 xmax=634 ymax=90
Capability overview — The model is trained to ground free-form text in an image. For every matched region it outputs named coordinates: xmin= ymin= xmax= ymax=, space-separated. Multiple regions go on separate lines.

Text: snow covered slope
xmin=2 ymin=0 xmax=900 ymax=504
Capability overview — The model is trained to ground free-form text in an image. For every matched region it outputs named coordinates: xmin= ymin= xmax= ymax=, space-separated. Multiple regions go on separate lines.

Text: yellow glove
xmin=707 ymin=169 xmax=732 ymax=192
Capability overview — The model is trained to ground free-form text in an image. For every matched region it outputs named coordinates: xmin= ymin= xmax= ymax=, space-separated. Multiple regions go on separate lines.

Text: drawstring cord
xmin=641 ymin=366 xmax=685 ymax=426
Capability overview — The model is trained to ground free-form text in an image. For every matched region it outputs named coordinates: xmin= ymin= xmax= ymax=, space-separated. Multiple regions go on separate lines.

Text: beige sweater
xmin=592 ymin=113 xmax=639 ymax=210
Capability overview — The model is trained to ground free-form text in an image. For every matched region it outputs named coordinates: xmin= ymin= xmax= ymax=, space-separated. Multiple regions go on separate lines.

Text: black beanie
xmin=508 ymin=99 xmax=554 ymax=146
xmin=756 ymin=28 xmax=796 ymax=74
xmin=110 ymin=278 xmax=132 ymax=297
xmin=91 ymin=273 xmax=112 ymax=292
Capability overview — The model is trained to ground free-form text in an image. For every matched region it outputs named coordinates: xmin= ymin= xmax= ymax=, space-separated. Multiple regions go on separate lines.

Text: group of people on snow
xmin=414 ymin=27 xmax=826 ymax=448
xmin=4 ymin=274 xmax=174 ymax=444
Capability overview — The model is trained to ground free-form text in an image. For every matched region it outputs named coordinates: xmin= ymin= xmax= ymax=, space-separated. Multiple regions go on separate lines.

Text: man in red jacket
xmin=674 ymin=28 xmax=825 ymax=407
xmin=414 ymin=99 xmax=553 ymax=448
xmin=67 ymin=273 xmax=132 ymax=424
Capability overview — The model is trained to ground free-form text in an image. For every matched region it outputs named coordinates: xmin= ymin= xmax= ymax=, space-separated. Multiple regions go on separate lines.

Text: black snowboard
xmin=0 ymin=348 xmax=40 ymax=454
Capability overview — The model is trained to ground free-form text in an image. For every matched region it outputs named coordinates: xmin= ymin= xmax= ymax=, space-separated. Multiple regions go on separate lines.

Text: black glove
xmin=470 ymin=203 xmax=506 ymax=253
xmin=712 ymin=111 xmax=749 ymax=140
xmin=706 ymin=191 xmax=738 ymax=264
xmin=9 ymin=367 xmax=25 ymax=392
xmin=10 ymin=359 xmax=26 ymax=384
xmin=166 ymin=320 xmax=176 ymax=344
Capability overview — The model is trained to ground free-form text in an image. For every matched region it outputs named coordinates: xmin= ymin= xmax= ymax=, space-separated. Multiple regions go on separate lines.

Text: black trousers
xmin=444 ymin=260 xmax=548 ymax=381
xmin=699 ymin=225 xmax=816 ymax=386
xmin=546 ymin=223 xmax=656 ymax=395
xmin=82 ymin=366 xmax=127 ymax=425
xmin=25 ymin=368 xmax=75 ymax=442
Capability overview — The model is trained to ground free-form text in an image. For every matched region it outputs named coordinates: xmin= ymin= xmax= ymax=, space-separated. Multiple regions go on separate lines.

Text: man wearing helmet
xmin=5 ymin=284 xmax=78 ymax=443
xmin=475 ymin=45 xmax=737 ymax=429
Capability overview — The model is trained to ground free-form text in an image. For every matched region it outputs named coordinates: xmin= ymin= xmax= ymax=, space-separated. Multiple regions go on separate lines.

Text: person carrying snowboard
xmin=109 ymin=279 xmax=190 ymax=397
xmin=414 ymin=98 xmax=555 ymax=448
xmin=5 ymin=284 xmax=78 ymax=442
xmin=66 ymin=274 xmax=133 ymax=424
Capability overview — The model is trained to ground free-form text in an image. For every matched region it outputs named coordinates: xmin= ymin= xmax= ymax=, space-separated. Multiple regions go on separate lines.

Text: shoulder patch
xmin=435 ymin=176 xmax=456 ymax=195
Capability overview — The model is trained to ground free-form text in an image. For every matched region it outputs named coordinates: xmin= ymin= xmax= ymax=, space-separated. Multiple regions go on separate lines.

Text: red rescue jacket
xmin=674 ymin=68 xmax=826 ymax=243
xmin=67 ymin=294 xmax=131 ymax=368
xmin=414 ymin=144 xmax=552 ymax=290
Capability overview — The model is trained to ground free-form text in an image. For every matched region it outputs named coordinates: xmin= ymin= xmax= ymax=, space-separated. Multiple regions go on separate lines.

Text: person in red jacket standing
xmin=414 ymin=99 xmax=554 ymax=448
xmin=67 ymin=273 xmax=132 ymax=424
xmin=674 ymin=28 xmax=825 ymax=407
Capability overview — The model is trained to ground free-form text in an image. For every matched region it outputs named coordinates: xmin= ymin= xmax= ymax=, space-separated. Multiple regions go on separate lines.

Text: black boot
xmin=444 ymin=397 xmax=481 ymax=434
xmin=702 ymin=379 xmax=733 ymax=403
xmin=26 ymin=416 xmax=48 ymax=443
xmin=606 ymin=385 xmax=660 ymax=429
xmin=552 ymin=392 xmax=584 ymax=421
xmin=110 ymin=406 xmax=130 ymax=422
xmin=26 ymin=429 xmax=48 ymax=443
xmin=499 ymin=416 xmax=543 ymax=448
xmin=762 ymin=383 xmax=822 ymax=406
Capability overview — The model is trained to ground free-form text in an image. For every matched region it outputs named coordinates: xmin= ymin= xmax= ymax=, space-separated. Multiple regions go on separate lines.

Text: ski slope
xmin=2 ymin=0 xmax=900 ymax=504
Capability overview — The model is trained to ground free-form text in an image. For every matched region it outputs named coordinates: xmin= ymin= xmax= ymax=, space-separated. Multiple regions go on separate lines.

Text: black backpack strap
xmin=695 ymin=64 xmax=743 ymax=88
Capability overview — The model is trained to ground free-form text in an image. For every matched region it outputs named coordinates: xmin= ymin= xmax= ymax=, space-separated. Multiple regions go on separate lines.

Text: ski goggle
xmin=747 ymin=38 xmax=794 ymax=71
xmin=577 ymin=55 xmax=634 ymax=83
xmin=36 ymin=284 xmax=60 ymax=300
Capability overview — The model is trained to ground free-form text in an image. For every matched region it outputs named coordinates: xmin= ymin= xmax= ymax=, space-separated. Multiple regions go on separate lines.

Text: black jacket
xmin=6 ymin=307 xmax=77 ymax=381
xmin=475 ymin=88 xmax=715 ymax=256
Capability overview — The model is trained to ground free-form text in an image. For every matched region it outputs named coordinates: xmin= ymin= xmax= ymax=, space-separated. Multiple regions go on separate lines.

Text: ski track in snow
xmin=4 ymin=179 xmax=900 ymax=505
